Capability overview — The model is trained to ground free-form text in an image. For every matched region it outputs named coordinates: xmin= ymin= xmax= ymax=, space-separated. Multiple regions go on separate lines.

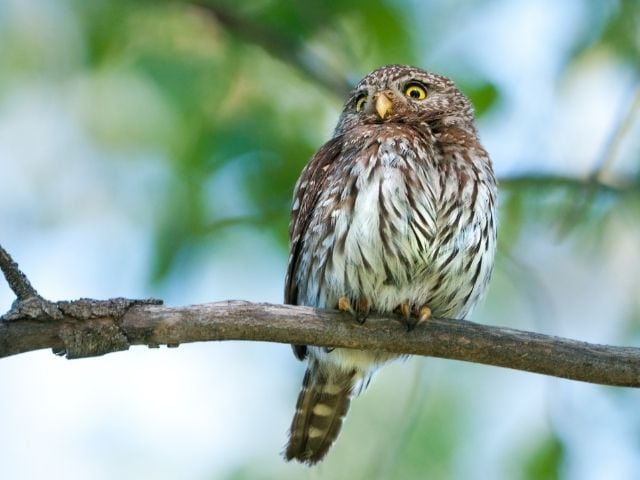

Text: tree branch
xmin=1 ymin=246 xmax=639 ymax=387
xmin=192 ymin=1 xmax=352 ymax=98
xmin=498 ymin=173 xmax=636 ymax=195
xmin=0 ymin=244 xmax=41 ymax=301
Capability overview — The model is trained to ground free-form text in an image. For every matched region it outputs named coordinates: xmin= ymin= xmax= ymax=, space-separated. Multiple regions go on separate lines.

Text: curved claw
xmin=337 ymin=296 xmax=370 ymax=324
xmin=338 ymin=296 xmax=355 ymax=315
xmin=393 ymin=302 xmax=413 ymax=331
xmin=394 ymin=303 xmax=432 ymax=332
xmin=418 ymin=305 xmax=432 ymax=322
xmin=356 ymin=297 xmax=369 ymax=324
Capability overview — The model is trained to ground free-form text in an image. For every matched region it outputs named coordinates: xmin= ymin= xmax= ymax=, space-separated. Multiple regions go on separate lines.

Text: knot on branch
xmin=55 ymin=298 xmax=164 ymax=359
xmin=58 ymin=320 xmax=130 ymax=358
xmin=2 ymin=295 xmax=63 ymax=323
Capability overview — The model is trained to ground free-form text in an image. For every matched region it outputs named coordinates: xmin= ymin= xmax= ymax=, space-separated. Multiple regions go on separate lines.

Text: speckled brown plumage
xmin=284 ymin=65 xmax=497 ymax=465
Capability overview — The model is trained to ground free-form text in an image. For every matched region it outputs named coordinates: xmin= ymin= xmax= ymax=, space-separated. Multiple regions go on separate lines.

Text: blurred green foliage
xmin=381 ymin=390 xmax=461 ymax=480
xmin=569 ymin=0 xmax=640 ymax=69
xmin=521 ymin=431 xmax=564 ymax=480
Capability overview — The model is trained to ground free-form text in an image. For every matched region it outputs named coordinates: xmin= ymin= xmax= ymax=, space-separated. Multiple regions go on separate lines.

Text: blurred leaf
xmin=462 ymin=81 xmax=500 ymax=117
xmin=499 ymin=189 xmax=526 ymax=249
xmin=599 ymin=0 xmax=640 ymax=66
xmin=567 ymin=0 xmax=640 ymax=70
xmin=521 ymin=431 xmax=564 ymax=480
xmin=71 ymin=0 xmax=133 ymax=67
xmin=354 ymin=2 xmax=416 ymax=66
xmin=498 ymin=175 xmax=634 ymax=249
xmin=386 ymin=390 xmax=460 ymax=480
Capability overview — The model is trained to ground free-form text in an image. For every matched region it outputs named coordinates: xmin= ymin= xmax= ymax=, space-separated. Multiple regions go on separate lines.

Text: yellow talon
xmin=338 ymin=296 xmax=353 ymax=314
xmin=356 ymin=297 xmax=369 ymax=315
xmin=418 ymin=305 xmax=432 ymax=322
xmin=398 ymin=302 xmax=410 ymax=318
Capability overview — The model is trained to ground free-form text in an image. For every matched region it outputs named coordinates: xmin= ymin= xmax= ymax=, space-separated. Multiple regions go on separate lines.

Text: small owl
xmin=284 ymin=65 xmax=497 ymax=464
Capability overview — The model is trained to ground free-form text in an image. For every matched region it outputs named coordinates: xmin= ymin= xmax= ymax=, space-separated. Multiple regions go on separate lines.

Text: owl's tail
xmin=284 ymin=361 xmax=356 ymax=465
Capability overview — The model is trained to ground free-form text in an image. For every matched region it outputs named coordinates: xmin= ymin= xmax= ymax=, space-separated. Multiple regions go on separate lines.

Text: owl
xmin=283 ymin=65 xmax=497 ymax=465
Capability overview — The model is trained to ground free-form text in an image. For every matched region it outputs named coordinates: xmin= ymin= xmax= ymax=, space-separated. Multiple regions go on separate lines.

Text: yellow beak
xmin=375 ymin=93 xmax=393 ymax=119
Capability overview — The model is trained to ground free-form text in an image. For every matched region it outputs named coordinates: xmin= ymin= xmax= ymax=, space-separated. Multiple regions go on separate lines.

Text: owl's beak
xmin=375 ymin=92 xmax=393 ymax=119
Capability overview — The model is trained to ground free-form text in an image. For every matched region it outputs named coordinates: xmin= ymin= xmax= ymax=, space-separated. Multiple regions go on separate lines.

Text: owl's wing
xmin=285 ymin=135 xmax=344 ymax=360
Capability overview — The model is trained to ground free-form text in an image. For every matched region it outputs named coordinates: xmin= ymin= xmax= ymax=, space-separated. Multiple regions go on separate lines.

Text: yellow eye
xmin=355 ymin=94 xmax=367 ymax=112
xmin=404 ymin=83 xmax=427 ymax=100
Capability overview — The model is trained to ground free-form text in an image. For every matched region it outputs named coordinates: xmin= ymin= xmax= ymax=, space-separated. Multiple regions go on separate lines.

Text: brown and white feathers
xmin=284 ymin=65 xmax=497 ymax=465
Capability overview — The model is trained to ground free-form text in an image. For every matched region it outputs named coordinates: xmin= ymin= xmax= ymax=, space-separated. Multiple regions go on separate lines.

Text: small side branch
xmin=0 ymin=244 xmax=40 ymax=301
xmin=193 ymin=2 xmax=352 ymax=98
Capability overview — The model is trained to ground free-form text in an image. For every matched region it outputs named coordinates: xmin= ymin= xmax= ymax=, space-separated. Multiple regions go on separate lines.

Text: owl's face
xmin=334 ymin=65 xmax=476 ymax=136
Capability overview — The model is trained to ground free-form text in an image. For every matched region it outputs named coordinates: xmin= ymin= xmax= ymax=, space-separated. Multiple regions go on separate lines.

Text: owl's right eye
xmin=355 ymin=94 xmax=368 ymax=112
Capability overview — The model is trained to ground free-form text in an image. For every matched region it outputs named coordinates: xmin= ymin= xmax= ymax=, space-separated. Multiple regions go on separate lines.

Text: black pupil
xmin=410 ymin=88 xmax=420 ymax=98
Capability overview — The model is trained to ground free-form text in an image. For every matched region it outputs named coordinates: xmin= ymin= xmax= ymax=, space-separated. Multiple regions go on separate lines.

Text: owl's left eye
xmin=404 ymin=82 xmax=427 ymax=100
xmin=355 ymin=94 xmax=368 ymax=112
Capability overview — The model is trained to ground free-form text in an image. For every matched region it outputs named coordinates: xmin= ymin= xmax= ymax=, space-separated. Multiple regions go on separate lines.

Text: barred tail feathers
xmin=284 ymin=363 xmax=356 ymax=465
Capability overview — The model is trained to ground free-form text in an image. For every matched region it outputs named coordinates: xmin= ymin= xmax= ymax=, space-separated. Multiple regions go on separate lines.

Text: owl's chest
xmin=300 ymin=147 xmax=433 ymax=298
xmin=296 ymin=136 xmax=494 ymax=314
xmin=324 ymin=154 xmax=438 ymax=286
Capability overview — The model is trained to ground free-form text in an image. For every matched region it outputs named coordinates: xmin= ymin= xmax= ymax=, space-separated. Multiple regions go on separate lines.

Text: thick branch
xmin=2 ymin=298 xmax=639 ymax=387
xmin=2 ymin=244 xmax=638 ymax=387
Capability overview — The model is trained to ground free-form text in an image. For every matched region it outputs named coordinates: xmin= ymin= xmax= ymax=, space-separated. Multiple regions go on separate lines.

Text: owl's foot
xmin=356 ymin=297 xmax=369 ymax=324
xmin=417 ymin=305 xmax=432 ymax=322
xmin=394 ymin=301 xmax=416 ymax=331
xmin=394 ymin=303 xmax=432 ymax=331
xmin=337 ymin=296 xmax=369 ymax=324
xmin=338 ymin=296 xmax=354 ymax=315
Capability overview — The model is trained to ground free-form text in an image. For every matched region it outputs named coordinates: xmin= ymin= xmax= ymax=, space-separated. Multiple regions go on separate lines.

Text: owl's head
xmin=334 ymin=65 xmax=476 ymax=136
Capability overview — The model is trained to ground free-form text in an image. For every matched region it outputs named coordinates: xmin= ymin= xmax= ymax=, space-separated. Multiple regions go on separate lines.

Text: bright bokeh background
xmin=1 ymin=1 xmax=639 ymax=479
